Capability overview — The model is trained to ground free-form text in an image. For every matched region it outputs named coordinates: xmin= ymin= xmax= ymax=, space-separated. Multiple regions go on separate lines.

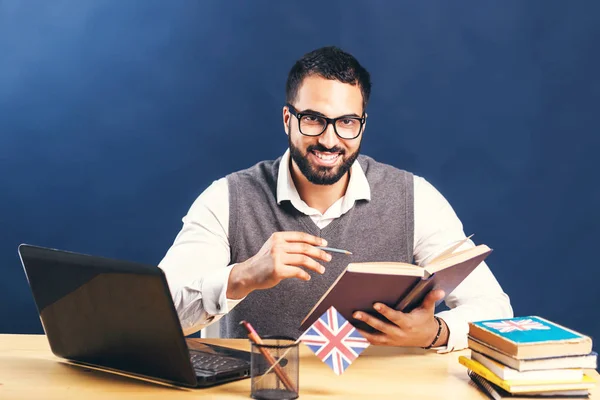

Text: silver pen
xmin=316 ymin=246 xmax=353 ymax=255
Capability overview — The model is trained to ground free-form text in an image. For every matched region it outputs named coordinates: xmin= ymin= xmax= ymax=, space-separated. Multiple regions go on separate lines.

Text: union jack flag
xmin=483 ymin=318 xmax=551 ymax=333
xmin=299 ymin=306 xmax=370 ymax=375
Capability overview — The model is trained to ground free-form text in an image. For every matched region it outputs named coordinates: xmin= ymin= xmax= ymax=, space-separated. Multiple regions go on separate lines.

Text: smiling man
xmin=159 ymin=46 xmax=513 ymax=352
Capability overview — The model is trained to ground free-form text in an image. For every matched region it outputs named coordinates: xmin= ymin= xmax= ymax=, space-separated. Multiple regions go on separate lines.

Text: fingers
xmin=419 ymin=289 xmax=445 ymax=311
xmin=353 ymin=311 xmax=397 ymax=336
xmin=273 ymin=231 xmax=327 ymax=247
xmin=284 ymin=242 xmax=332 ymax=263
xmin=278 ymin=265 xmax=312 ymax=281
xmin=355 ymin=329 xmax=390 ymax=346
xmin=371 ymin=303 xmax=410 ymax=329
xmin=283 ymin=254 xmax=326 ymax=274
xmin=267 ymin=232 xmax=333 ymax=284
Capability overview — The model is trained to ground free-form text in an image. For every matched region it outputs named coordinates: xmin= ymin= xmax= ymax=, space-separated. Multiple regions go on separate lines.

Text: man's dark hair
xmin=285 ymin=46 xmax=371 ymax=111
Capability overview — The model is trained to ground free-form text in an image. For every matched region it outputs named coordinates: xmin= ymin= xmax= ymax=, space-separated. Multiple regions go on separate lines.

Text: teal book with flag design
xmin=468 ymin=316 xmax=593 ymax=360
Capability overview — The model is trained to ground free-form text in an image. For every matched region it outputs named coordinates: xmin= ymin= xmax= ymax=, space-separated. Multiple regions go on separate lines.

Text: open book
xmin=300 ymin=237 xmax=492 ymax=332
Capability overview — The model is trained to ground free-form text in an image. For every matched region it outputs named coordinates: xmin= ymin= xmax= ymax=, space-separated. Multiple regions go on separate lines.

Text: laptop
xmin=18 ymin=243 xmax=252 ymax=388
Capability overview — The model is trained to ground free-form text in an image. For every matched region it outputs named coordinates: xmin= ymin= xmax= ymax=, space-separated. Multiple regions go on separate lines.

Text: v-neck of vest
xmin=296 ymin=204 xmax=357 ymax=238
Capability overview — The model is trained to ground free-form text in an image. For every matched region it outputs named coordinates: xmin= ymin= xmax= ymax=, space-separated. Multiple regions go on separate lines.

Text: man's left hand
xmin=354 ymin=289 xmax=446 ymax=347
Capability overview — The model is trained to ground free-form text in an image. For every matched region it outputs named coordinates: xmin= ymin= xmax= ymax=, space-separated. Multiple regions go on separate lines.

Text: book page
xmin=425 ymin=244 xmax=491 ymax=274
xmin=347 ymin=262 xmax=424 ymax=276
xmin=425 ymin=234 xmax=474 ymax=265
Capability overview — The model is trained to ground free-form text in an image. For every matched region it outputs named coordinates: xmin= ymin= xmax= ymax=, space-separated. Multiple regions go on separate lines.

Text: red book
xmin=300 ymin=242 xmax=492 ymax=332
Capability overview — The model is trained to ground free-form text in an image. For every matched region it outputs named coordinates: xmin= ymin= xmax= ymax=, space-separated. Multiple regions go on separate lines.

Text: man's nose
xmin=317 ymin=123 xmax=339 ymax=149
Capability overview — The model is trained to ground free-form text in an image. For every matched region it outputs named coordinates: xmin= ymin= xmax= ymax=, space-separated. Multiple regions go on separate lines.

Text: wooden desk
xmin=0 ymin=334 xmax=597 ymax=399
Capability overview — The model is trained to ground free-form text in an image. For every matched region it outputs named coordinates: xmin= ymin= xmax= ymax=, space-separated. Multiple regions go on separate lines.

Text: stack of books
xmin=458 ymin=316 xmax=597 ymax=399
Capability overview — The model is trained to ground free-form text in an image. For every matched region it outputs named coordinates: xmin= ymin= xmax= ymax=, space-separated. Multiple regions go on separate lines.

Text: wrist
xmin=437 ymin=318 xmax=449 ymax=347
xmin=423 ymin=317 xmax=443 ymax=349
xmin=226 ymin=262 xmax=253 ymax=299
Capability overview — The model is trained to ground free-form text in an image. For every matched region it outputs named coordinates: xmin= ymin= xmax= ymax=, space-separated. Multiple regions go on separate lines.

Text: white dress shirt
xmin=158 ymin=150 xmax=513 ymax=352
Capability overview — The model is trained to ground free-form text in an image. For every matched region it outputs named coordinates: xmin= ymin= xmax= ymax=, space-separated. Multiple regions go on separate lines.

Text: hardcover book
xmin=468 ymin=370 xmax=591 ymax=399
xmin=469 ymin=317 xmax=593 ymax=360
xmin=470 ymin=350 xmax=584 ymax=382
xmin=468 ymin=337 xmax=597 ymax=372
xmin=300 ymin=241 xmax=492 ymax=332
xmin=458 ymin=356 xmax=596 ymax=394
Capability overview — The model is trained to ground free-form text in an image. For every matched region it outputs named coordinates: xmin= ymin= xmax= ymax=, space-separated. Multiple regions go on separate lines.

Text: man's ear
xmin=282 ymin=106 xmax=290 ymax=135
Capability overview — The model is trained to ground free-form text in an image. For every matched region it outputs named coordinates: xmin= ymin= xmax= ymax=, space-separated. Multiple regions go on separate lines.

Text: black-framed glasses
xmin=286 ymin=103 xmax=366 ymax=140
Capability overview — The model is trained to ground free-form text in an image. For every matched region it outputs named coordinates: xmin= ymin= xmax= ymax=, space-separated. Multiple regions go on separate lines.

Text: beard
xmin=288 ymin=134 xmax=361 ymax=185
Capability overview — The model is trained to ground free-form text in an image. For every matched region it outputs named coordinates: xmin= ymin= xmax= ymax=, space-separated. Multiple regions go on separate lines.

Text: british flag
xmin=299 ymin=306 xmax=370 ymax=375
xmin=483 ymin=318 xmax=551 ymax=333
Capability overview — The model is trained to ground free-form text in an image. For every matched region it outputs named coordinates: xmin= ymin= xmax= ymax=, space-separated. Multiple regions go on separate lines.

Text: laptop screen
xmin=19 ymin=244 xmax=198 ymax=387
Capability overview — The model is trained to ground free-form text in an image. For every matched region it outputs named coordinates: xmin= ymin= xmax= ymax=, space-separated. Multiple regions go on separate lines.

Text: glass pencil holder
xmin=250 ymin=336 xmax=299 ymax=400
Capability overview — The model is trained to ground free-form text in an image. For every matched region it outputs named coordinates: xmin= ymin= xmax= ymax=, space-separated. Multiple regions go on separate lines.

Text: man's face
xmin=284 ymin=75 xmax=365 ymax=185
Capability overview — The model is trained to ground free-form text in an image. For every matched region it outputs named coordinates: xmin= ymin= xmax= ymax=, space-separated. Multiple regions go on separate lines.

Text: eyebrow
xmin=300 ymin=108 xmax=362 ymax=119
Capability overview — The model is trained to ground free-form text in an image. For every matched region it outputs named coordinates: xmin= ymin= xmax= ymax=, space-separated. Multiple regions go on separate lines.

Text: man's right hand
xmin=226 ymin=232 xmax=332 ymax=299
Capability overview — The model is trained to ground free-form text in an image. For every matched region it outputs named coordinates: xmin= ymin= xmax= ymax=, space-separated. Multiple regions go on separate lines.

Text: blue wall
xmin=1 ymin=1 xmax=599 ymax=347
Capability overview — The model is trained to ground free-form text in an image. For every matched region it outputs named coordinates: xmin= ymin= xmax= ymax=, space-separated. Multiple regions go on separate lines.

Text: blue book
xmin=469 ymin=316 xmax=593 ymax=360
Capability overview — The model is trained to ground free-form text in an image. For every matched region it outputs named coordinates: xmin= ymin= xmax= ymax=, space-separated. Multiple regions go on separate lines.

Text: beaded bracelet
xmin=423 ymin=316 xmax=442 ymax=349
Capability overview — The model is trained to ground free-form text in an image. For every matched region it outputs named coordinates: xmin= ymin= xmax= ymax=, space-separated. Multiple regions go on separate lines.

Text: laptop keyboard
xmin=189 ymin=351 xmax=249 ymax=373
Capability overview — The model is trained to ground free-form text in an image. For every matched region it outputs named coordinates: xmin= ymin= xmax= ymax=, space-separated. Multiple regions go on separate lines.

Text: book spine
xmin=394 ymin=276 xmax=432 ymax=312
xmin=469 ymin=324 xmax=519 ymax=357
xmin=468 ymin=339 xmax=521 ymax=370
xmin=458 ymin=356 xmax=512 ymax=392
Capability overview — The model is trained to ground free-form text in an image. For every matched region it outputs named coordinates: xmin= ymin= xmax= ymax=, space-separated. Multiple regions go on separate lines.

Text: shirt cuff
xmin=200 ymin=264 xmax=245 ymax=316
xmin=432 ymin=310 xmax=469 ymax=353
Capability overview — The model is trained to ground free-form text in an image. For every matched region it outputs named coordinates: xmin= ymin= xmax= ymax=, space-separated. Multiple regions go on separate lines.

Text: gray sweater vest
xmin=221 ymin=155 xmax=414 ymax=339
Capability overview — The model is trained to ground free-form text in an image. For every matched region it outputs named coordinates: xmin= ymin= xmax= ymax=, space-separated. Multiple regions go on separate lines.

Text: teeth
xmin=314 ymin=151 xmax=339 ymax=161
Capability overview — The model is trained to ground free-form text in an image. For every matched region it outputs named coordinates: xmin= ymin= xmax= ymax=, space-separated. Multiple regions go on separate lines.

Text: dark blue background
xmin=1 ymin=1 xmax=599 ymax=348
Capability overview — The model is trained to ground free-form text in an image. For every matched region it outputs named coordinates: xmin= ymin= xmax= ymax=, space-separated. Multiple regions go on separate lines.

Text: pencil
xmin=316 ymin=246 xmax=353 ymax=255
xmin=239 ymin=320 xmax=296 ymax=393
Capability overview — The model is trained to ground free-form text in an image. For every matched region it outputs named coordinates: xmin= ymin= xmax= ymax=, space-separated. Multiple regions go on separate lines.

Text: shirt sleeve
xmin=413 ymin=175 xmax=514 ymax=352
xmin=158 ymin=177 xmax=244 ymax=337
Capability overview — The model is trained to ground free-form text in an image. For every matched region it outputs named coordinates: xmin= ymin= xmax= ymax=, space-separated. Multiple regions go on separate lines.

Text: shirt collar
xmin=276 ymin=149 xmax=371 ymax=206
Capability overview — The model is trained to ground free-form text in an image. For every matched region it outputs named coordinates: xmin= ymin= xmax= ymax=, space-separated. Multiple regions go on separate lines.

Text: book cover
xmin=299 ymin=244 xmax=491 ymax=332
xmin=469 ymin=317 xmax=593 ymax=360
xmin=470 ymin=350 xmax=584 ymax=382
xmin=468 ymin=370 xmax=591 ymax=399
xmin=458 ymin=356 xmax=596 ymax=394
xmin=468 ymin=337 xmax=598 ymax=372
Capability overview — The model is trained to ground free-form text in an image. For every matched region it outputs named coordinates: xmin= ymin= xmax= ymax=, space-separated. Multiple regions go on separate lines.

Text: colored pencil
xmin=239 ymin=320 xmax=296 ymax=393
